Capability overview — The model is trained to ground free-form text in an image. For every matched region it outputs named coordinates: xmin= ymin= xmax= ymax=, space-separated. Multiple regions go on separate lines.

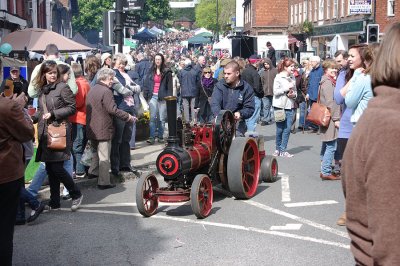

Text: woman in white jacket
xmin=272 ymin=58 xmax=297 ymax=158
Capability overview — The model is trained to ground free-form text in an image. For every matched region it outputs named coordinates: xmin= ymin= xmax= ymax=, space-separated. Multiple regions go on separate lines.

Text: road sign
xmin=123 ymin=0 xmax=144 ymax=10
xmin=123 ymin=13 xmax=140 ymax=28
xmin=103 ymin=10 xmax=140 ymax=46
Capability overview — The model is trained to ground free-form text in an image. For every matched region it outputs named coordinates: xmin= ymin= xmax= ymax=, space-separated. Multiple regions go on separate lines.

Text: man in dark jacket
xmin=211 ymin=61 xmax=255 ymax=136
xmin=241 ymin=55 xmax=264 ymax=132
xmin=266 ymin=42 xmax=277 ymax=67
xmin=260 ymin=58 xmax=278 ymax=125
xmin=86 ymin=68 xmax=134 ymax=190
xmin=306 ymin=55 xmax=324 ymax=131
xmin=178 ymin=59 xmax=199 ymax=123
xmin=0 ymin=66 xmax=31 ymax=105
xmin=135 ymin=52 xmax=151 ymax=88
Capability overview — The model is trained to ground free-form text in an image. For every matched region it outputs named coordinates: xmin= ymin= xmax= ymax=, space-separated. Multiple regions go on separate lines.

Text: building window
xmin=291 ymin=5 xmax=294 ymax=25
xmin=327 ymin=0 xmax=331 ymax=19
xmin=309 ymin=0 xmax=313 ymax=20
xmin=319 ymin=0 xmax=324 ymax=20
xmin=388 ymin=0 xmax=395 ymax=16
xmin=333 ymin=0 xmax=338 ymax=18
xmin=341 ymin=0 xmax=345 ymax=17
xmin=314 ymin=0 xmax=318 ymax=21
xmin=295 ymin=4 xmax=298 ymax=24
xmin=299 ymin=3 xmax=303 ymax=22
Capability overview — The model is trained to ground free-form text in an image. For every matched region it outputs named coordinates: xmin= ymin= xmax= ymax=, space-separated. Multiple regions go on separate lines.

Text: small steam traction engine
xmin=136 ymin=96 xmax=278 ymax=219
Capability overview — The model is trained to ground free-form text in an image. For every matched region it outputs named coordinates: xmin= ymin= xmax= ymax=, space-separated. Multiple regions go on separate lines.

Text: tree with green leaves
xmin=195 ymin=0 xmax=235 ymax=32
xmin=72 ymin=0 xmax=172 ymax=36
xmin=142 ymin=0 xmax=172 ymax=23
xmin=72 ymin=0 xmax=113 ymax=35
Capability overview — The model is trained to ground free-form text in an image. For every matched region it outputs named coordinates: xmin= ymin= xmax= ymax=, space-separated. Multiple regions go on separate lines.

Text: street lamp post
xmin=115 ymin=0 xmax=124 ymax=53
xmin=216 ymin=0 xmax=219 ymax=42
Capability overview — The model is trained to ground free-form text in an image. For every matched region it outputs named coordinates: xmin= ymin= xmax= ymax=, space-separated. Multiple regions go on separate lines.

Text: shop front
xmin=309 ymin=20 xmax=364 ymax=58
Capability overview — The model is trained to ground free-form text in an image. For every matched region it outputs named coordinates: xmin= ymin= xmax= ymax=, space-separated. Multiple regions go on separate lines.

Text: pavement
xmin=37 ymin=139 xmax=165 ymax=200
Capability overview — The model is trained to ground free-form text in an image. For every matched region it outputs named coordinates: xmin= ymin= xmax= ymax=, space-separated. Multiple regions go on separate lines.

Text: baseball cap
xmin=10 ymin=66 xmax=19 ymax=72
xmin=249 ymin=54 xmax=261 ymax=64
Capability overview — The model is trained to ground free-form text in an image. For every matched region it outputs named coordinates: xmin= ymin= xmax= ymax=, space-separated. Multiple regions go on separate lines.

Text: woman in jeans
xmin=143 ymin=53 xmax=173 ymax=144
xmin=31 ymin=60 xmax=83 ymax=211
xmin=318 ymin=59 xmax=341 ymax=180
xmin=272 ymin=58 xmax=297 ymax=158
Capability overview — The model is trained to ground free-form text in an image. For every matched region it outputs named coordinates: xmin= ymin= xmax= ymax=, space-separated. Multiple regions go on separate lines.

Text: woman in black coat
xmin=197 ymin=67 xmax=217 ymax=123
xmin=31 ymin=60 xmax=83 ymax=211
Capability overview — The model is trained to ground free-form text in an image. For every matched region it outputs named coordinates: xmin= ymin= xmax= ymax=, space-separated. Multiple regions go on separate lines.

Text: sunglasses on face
xmin=203 ymin=71 xmax=211 ymax=74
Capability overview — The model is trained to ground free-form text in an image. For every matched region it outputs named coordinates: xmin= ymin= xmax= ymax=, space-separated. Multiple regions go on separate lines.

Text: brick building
xmin=375 ymin=0 xmax=400 ymax=32
xmin=173 ymin=16 xmax=195 ymax=30
xmin=288 ymin=0 xmax=399 ymax=58
xmin=0 ymin=0 xmax=78 ymax=43
xmin=242 ymin=0 xmax=289 ymax=35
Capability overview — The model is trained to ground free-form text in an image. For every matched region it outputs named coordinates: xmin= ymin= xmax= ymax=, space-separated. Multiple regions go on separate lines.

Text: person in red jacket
xmin=69 ymin=63 xmax=90 ymax=178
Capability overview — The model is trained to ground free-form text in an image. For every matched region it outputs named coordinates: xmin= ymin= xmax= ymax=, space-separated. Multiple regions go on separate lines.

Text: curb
xmin=36 ymin=140 xmax=163 ymax=200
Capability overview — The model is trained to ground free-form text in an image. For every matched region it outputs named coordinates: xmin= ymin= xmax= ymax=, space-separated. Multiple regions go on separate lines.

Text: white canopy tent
xmin=213 ymin=37 xmax=232 ymax=54
xmin=193 ymin=27 xmax=212 ymax=35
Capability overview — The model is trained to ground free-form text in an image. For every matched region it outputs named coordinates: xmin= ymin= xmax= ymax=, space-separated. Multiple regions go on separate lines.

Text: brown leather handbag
xmin=41 ymin=95 xmax=67 ymax=150
xmin=47 ymin=122 xmax=67 ymax=150
xmin=306 ymin=86 xmax=331 ymax=127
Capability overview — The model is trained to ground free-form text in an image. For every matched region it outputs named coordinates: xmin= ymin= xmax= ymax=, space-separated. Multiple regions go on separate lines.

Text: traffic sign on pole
xmin=123 ymin=13 xmax=140 ymax=28
xmin=103 ymin=10 xmax=140 ymax=46
xmin=123 ymin=0 xmax=144 ymax=10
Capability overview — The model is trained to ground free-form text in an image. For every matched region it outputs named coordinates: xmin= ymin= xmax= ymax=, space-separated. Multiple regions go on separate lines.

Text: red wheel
xmin=136 ymin=174 xmax=159 ymax=217
xmin=190 ymin=174 xmax=213 ymax=219
xmin=261 ymin=155 xmax=279 ymax=182
xmin=227 ymin=137 xmax=260 ymax=199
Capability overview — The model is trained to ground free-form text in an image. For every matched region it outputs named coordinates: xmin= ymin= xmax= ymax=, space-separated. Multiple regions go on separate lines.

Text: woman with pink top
xmin=143 ymin=53 xmax=173 ymax=145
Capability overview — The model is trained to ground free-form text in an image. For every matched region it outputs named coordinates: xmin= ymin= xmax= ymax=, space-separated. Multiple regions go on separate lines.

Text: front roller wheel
xmin=136 ymin=174 xmax=159 ymax=217
xmin=227 ymin=137 xmax=260 ymax=199
xmin=261 ymin=155 xmax=279 ymax=183
xmin=190 ymin=174 xmax=213 ymax=219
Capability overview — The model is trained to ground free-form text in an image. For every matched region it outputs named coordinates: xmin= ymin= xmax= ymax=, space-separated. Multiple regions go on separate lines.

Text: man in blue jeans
xmin=305 ymin=56 xmax=323 ymax=132
xmin=260 ymin=58 xmax=278 ymax=125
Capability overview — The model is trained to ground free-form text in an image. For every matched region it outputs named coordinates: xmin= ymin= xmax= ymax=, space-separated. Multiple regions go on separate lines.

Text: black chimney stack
xmin=164 ymin=96 xmax=179 ymax=146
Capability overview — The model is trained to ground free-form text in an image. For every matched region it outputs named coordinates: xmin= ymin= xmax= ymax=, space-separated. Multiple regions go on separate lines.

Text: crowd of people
xmin=1 ymin=22 xmax=400 ymax=265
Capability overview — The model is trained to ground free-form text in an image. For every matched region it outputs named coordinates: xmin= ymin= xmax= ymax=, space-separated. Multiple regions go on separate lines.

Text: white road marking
xmin=244 ymin=200 xmax=349 ymax=239
xmin=71 ymin=208 xmax=350 ymax=249
xmin=270 ymin=224 xmax=302 ymax=230
xmin=281 ymin=174 xmax=291 ymax=202
xmin=284 ymin=200 xmax=338 ymax=208
xmin=80 ymin=202 xmax=187 ymax=208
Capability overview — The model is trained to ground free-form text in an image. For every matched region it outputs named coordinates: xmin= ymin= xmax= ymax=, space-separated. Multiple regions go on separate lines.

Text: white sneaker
xmin=71 ymin=195 xmax=83 ymax=212
xmin=280 ymin=152 xmax=294 ymax=158
xmin=272 ymin=150 xmax=280 ymax=156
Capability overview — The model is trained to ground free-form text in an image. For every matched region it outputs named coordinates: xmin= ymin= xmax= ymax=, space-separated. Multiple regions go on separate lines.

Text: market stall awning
xmin=1 ymin=28 xmax=92 ymax=52
xmin=187 ymin=35 xmax=212 ymax=45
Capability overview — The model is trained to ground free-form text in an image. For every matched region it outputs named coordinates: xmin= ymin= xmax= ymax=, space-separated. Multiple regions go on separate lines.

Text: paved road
xmin=13 ymin=123 xmax=354 ymax=266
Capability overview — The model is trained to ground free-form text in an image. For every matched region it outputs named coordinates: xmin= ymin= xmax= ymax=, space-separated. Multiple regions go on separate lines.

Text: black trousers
xmin=111 ymin=117 xmax=133 ymax=174
xmin=0 ymin=177 xmax=23 ymax=266
xmin=46 ymin=161 xmax=81 ymax=208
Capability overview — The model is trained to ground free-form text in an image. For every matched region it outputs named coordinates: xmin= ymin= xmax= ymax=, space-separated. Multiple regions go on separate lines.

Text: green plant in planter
xmin=301 ymin=20 xmax=314 ymax=36
xmin=135 ymin=111 xmax=150 ymax=141
xmin=137 ymin=111 xmax=150 ymax=125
